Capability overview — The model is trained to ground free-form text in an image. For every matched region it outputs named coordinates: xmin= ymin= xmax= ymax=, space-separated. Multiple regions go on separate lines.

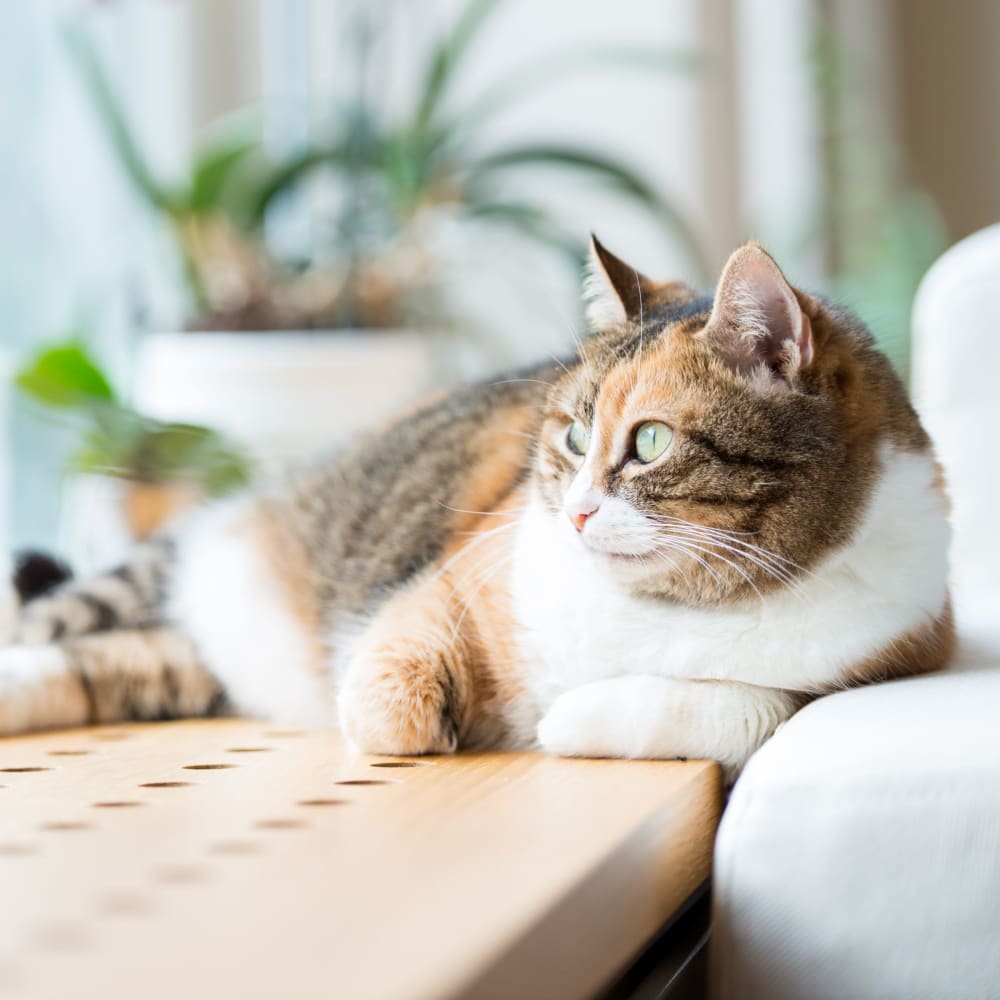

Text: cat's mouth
xmin=579 ymin=539 xmax=648 ymax=563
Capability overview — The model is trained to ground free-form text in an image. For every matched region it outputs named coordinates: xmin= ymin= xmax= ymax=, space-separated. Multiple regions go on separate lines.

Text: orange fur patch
xmin=836 ymin=597 xmax=956 ymax=690
xmin=340 ymin=484 xmax=530 ymax=756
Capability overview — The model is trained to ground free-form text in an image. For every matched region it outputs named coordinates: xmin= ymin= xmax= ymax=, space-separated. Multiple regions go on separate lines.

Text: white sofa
xmin=709 ymin=225 xmax=1000 ymax=1000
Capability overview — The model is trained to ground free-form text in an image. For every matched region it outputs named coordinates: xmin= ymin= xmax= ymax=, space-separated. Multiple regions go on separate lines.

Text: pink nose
xmin=568 ymin=504 xmax=598 ymax=533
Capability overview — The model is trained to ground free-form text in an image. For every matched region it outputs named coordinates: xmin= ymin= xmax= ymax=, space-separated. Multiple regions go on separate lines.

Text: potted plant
xmin=15 ymin=340 xmax=250 ymax=570
xmin=66 ymin=1 xmax=704 ymax=465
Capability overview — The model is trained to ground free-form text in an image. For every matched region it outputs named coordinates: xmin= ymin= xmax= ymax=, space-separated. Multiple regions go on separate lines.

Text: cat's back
xmin=263 ymin=366 xmax=556 ymax=621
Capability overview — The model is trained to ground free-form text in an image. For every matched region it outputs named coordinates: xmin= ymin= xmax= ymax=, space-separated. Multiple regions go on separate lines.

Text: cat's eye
xmin=566 ymin=420 xmax=590 ymax=456
xmin=634 ymin=421 xmax=673 ymax=463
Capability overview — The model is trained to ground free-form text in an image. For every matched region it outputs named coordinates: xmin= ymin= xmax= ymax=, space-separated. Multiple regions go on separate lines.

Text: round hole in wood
xmin=183 ymin=763 xmax=237 ymax=771
xmin=47 ymin=750 xmax=92 ymax=757
xmin=255 ymin=818 xmax=306 ymax=830
xmin=40 ymin=821 xmax=92 ymax=833
xmin=92 ymin=801 xmax=145 ymax=809
xmin=335 ymin=779 xmax=391 ymax=786
xmin=370 ymin=761 xmax=423 ymax=768
xmin=139 ymin=781 xmax=193 ymax=788
xmin=154 ymin=863 xmax=208 ymax=885
xmin=33 ymin=921 xmax=90 ymax=952
xmin=225 ymin=747 xmax=274 ymax=753
xmin=98 ymin=890 xmax=151 ymax=917
xmin=209 ymin=840 xmax=260 ymax=855
xmin=298 ymin=798 xmax=349 ymax=807
xmin=0 ymin=843 xmax=37 ymax=856
xmin=0 ymin=766 xmax=50 ymax=773
xmin=0 ymin=962 xmax=21 ymax=990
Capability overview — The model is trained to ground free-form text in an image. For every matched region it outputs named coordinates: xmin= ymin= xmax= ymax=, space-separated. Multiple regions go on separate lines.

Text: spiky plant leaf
xmin=62 ymin=21 xmax=173 ymax=212
xmin=414 ymin=0 xmax=499 ymax=132
xmin=187 ymin=136 xmax=261 ymax=215
xmin=456 ymin=44 xmax=699 ymax=128
xmin=467 ymin=145 xmax=707 ymax=279
xmin=464 ymin=199 xmax=584 ymax=267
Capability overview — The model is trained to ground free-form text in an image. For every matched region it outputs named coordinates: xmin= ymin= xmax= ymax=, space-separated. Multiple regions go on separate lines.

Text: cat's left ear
xmin=584 ymin=235 xmax=696 ymax=329
xmin=702 ymin=242 xmax=814 ymax=392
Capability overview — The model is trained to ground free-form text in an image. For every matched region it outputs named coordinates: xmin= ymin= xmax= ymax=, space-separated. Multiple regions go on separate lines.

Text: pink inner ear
xmin=751 ymin=278 xmax=813 ymax=371
xmin=706 ymin=244 xmax=814 ymax=386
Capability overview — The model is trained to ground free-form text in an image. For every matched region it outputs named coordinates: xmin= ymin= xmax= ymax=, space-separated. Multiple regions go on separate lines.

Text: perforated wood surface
xmin=0 ymin=720 xmax=721 ymax=1000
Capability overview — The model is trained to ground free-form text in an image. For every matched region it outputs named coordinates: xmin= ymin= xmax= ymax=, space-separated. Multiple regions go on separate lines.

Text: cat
xmin=0 ymin=238 xmax=954 ymax=779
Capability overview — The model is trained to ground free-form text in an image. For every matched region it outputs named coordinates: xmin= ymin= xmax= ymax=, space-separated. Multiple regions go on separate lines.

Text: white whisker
xmin=450 ymin=554 xmax=514 ymax=639
xmin=426 ymin=520 xmax=519 ymax=587
xmin=438 ymin=502 xmax=528 ymax=518
xmin=491 ymin=378 xmax=556 ymax=390
xmin=631 ymin=268 xmax=645 ymax=397
xmin=653 ymin=536 xmax=764 ymax=599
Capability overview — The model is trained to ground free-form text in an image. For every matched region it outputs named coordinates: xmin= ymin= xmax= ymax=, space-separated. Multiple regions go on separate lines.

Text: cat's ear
xmin=701 ymin=242 xmax=814 ymax=392
xmin=584 ymin=235 xmax=695 ymax=329
xmin=584 ymin=235 xmax=658 ymax=328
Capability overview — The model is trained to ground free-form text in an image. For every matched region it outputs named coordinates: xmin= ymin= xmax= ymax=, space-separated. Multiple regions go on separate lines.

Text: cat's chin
xmin=585 ymin=547 xmax=644 ymax=564
xmin=578 ymin=541 xmax=684 ymax=595
xmin=579 ymin=541 xmax=656 ymax=577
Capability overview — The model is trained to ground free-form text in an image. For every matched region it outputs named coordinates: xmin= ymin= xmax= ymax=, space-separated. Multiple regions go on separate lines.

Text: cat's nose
xmin=567 ymin=500 xmax=599 ymax=533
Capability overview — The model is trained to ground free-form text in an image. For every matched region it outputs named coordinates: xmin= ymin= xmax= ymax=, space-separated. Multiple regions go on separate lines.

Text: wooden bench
xmin=0 ymin=720 xmax=722 ymax=999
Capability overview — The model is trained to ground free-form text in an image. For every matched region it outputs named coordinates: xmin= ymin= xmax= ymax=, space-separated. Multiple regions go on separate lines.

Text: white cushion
xmin=911 ymin=223 xmax=1000 ymax=630
xmin=710 ymin=226 xmax=1000 ymax=999
xmin=710 ymin=631 xmax=1000 ymax=1000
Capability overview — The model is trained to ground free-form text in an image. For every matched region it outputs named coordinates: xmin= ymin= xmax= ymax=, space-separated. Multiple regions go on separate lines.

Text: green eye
xmin=634 ymin=421 xmax=673 ymax=463
xmin=567 ymin=420 xmax=590 ymax=456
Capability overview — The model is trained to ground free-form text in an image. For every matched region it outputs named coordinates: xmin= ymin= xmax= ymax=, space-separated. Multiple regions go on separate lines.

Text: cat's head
xmin=533 ymin=237 xmax=926 ymax=604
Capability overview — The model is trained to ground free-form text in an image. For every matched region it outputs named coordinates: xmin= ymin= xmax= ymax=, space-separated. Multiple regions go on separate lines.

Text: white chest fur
xmin=511 ymin=447 xmax=950 ymax=709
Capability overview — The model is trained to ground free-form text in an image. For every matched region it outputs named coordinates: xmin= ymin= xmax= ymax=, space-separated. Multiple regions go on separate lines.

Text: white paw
xmin=537 ymin=684 xmax=629 ymax=758
xmin=0 ymin=645 xmax=71 ymax=735
xmin=0 ymin=583 xmax=17 ymax=646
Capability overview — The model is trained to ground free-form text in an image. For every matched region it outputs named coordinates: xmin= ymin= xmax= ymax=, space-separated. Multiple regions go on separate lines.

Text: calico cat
xmin=0 ymin=239 xmax=954 ymax=778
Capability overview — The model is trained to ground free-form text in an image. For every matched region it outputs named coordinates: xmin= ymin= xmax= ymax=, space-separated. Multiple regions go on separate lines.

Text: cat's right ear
xmin=584 ymin=235 xmax=696 ymax=330
xmin=701 ymin=242 xmax=814 ymax=393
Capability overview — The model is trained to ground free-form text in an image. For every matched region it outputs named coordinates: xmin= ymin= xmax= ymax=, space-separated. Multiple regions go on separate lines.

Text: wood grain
xmin=0 ymin=720 xmax=721 ymax=1000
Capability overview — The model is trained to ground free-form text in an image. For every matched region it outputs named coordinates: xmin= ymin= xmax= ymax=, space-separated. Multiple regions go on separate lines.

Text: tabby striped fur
xmin=0 ymin=240 xmax=954 ymax=779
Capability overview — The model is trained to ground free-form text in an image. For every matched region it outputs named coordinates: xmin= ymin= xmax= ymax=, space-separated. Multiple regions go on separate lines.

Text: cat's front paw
xmin=0 ymin=645 xmax=75 ymax=736
xmin=337 ymin=653 xmax=460 ymax=757
xmin=537 ymin=683 xmax=629 ymax=758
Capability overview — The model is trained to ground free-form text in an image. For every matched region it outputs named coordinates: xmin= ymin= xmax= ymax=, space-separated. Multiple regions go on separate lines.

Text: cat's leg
xmin=0 ymin=628 xmax=227 ymax=736
xmin=537 ymin=675 xmax=800 ymax=780
xmin=336 ymin=571 xmax=482 ymax=756
xmin=11 ymin=540 xmax=174 ymax=645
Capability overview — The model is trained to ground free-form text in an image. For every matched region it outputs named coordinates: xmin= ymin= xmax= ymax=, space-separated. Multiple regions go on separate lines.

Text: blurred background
xmin=1 ymin=0 xmax=997 ymax=570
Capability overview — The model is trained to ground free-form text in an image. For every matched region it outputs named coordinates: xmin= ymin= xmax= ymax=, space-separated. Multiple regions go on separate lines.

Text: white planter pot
xmin=132 ymin=329 xmax=439 ymax=472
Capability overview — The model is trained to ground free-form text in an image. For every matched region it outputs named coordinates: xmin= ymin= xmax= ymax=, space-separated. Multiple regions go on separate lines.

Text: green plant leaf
xmin=247 ymin=144 xmax=347 ymax=225
xmin=467 ymin=145 xmax=708 ymax=279
xmin=73 ymin=413 xmax=251 ymax=495
xmin=187 ymin=135 xmax=262 ymax=215
xmin=15 ymin=343 xmax=118 ymax=409
xmin=61 ymin=20 xmax=173 ymax=212
xmin=465 ymin=198 xmax=584 ymax=266
xmin=456 ymin=45 xmax=699 ymax=128
xmin=414 ymin=0 xmax=499 ymax=131
xmin=135 ymin=422 xmax=250 ymax=495
xmin=831 ymin=189 xmax=947 ymax=380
